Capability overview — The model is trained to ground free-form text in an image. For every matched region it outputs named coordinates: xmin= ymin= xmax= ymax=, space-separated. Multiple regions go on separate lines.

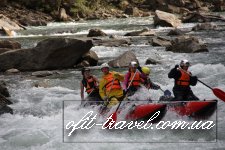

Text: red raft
xmin=125 ymin=103 xmax=167 ymax=123
xmin=168 ymin=100 xmax=217 ymax=119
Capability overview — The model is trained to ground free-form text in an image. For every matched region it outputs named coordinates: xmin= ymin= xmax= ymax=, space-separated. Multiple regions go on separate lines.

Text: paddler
xmin=123 ymin=61 xmax=146 ymax=96
xmin=141 ymin=66 xmax=161 ymax=90
xmin=80 ymin=68 xmax=102 ymax=105
xmin=99 ymin=63 xmax=125 ymax=108
xmin=168 ymin=59 xmax=199 ymax=101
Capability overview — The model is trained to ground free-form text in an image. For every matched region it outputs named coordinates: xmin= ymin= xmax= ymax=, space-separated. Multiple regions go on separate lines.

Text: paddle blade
xmin=213 ymin=88 xmax=225 ymax=102
xmin=103 ymin=112 xmax=117 ymax=129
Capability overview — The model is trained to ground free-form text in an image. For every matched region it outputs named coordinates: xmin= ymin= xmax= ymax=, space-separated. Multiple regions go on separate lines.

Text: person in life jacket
xmin=141 ymin=66 xmax=161 ymax=90
xmin=168 ymin=59 xmax=199 ymax=101
xmin=80 ymin=68 xmax=102 ymax=106
xmin=99 ymin=63 xmax=124 ymax=108
xmin=123 ymin=61 xmax=146 ymax=96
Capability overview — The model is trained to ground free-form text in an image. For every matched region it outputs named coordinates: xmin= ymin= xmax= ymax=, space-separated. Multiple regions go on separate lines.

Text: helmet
xmin=129 ymin=61 xmax=138 ymax=67
xmin=180 ymin=59 xmax=190 ymax=67
xmin=100 ymin=63 xmax=109 ymax=70
xmin=141 ymin=66 xmax=150 ymax=75
xmin=81 ymin=68 xmax=90 ymax=75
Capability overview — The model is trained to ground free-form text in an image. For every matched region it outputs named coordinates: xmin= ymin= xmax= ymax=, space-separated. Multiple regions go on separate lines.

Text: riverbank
xmin=1 ymin=0 xmax=225 ymax=27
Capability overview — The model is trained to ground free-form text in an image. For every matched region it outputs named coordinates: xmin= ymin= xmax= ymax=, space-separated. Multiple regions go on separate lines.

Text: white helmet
xmin=180 ymin=59 xmax=190 ymax=67
xmin=129 ymin=61 xmax=138 ymax=67
xmin=100 ymin=63 xmax=109 ymax=70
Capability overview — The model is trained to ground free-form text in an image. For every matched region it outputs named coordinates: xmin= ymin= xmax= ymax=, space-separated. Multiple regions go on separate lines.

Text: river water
xmin=0 ymin=17 xmax=225 ymax=149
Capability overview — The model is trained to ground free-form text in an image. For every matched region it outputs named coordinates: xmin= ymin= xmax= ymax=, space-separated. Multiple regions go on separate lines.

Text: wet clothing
xmin=168 ymin=66 xmax=199 ymax=101
xmin=99 ymin=71 xmax=124 ymax=107
xmin=81 ymin=75 xmax=102 ymax=106
xmin=143 ymin=76 xmax=160 ymax=90
xmin=82 ymin=75 xmax=98 ymax=94
xmin=124 ymin=71 xmax=145 ymax=96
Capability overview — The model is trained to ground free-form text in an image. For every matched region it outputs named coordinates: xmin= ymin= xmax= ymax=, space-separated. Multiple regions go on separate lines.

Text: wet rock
xmin=154 ymin=10 xmax=182 ymax=27
xmin=87 ymin=29 xmax=107 ymax=37
xmin=124 ymin=7 xmax=143 ymax=17
xmin=76 ymin=60 xmax=90 ymax=68
xmin=33 ymin=80 xmax=49 ymax=88
xmin=0 ymin=93 xmax=12 ymax=106
xmin=0 ymin=40 xmax=21 ymax=49
xmin=31 ymin=71 xmax=59 ymax=77
xmin=92 ymin=38 xmax=130 ymax=47
xmin=108 ymin=51 xmax=139 ymax=67
xmin=0 ymin=81 xmax=10 ymax=97
xmin=151 ymin=36 xmax=172 ymax=47
xmin=124 ymin=28 xmax=156 ymax=36
xmin=0 ymin=14 xmax=23 ymax=31
xmin=5 ymin=68 xmax=20 ymax=74
xmin=192 ymin=22 xmax=217 ymax=31
xmin=182 ymin=12 xmax=225 ymax=23
xmin=145 ymin=58 xmax=160 ymax=65
xmin=167 ymin=28 xmax=185 ymax=36
xmin=0 ymin=48 xmax=12 ymax=54
xmin=59 ymin=8 xmax=69 ymax=21
xmin=0 ymin=105 xmax=13 ymax=115
xmin=82 ymin=50 xmax=98 ymax=66
xmin=18 ymin=17 xmax=48 ymax=26
xmin=0 ymin=38 xmax=93 ymax=71
xmin=166 ymin=35 xmax=208 ymax=53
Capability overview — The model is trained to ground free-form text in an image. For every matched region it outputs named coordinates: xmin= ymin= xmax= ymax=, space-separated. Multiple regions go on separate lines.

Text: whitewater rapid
xmin=0 ymin=17 xmax=225 ymax=149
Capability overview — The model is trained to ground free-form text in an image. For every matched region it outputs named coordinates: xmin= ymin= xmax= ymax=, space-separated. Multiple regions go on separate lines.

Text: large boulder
xmin=0 ymin=14 xmax=23 ymax=31
xmin=108 ymin=51 xmax=138 ymax=67
xmin=87 ymin=29 xmax=107 ymax=37
xmin=153 ymin=10 xmax=182 ymax=27
xmin=0 ymin=38 xmax=93 ymax=71
xmin=166 ymin=35 xmax=208 ymax=53
xmin=124 ymin=28 xmax=156 ymax=36
xmin=0 ymin=40 xmax=21 ymax=49
xmin=81 ymin=50 xmax=98 ymax=66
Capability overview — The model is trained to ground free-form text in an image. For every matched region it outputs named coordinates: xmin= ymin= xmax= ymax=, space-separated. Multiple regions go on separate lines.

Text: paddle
xmin=179 ymin=68 xmax=225 ymax=102
xmin=104 ymin=70 xmax=138 ymax=128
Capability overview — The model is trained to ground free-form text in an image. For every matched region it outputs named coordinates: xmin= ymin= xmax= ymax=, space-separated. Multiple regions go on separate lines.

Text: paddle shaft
xmin=114 ymin=70 xmax=138 ymax=113
xmin=179 ymin=67 xmax=212 ymax=90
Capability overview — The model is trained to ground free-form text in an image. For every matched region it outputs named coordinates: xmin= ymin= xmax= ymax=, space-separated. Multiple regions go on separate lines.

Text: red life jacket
xmin=128 ymin=72 xmax=144 ymax=87
xmin=176 ymin=70 xmax=190 ymax=86
xmin=103 ymin=72 xmax=121 ymax=92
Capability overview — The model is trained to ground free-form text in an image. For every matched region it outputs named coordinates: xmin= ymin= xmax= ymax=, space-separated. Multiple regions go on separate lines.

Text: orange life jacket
xmin=176 ymin=70 xmax=190 ymax=86
xmin=82 ymin=76 xmax=97 ymax=94
xmin=103 ymin=72 xmax=121 ymax=92
xmin=128 ymin=72 xmax=144 ymax=87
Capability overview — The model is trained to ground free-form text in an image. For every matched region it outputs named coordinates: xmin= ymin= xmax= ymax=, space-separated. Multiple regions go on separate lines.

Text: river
xmin=0 ymin=16 xmax=225 ymax=149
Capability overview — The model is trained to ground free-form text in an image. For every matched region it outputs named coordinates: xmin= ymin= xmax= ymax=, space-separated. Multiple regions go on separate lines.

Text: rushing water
xmin=0 ymin=17 xmax=225 ymax=149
